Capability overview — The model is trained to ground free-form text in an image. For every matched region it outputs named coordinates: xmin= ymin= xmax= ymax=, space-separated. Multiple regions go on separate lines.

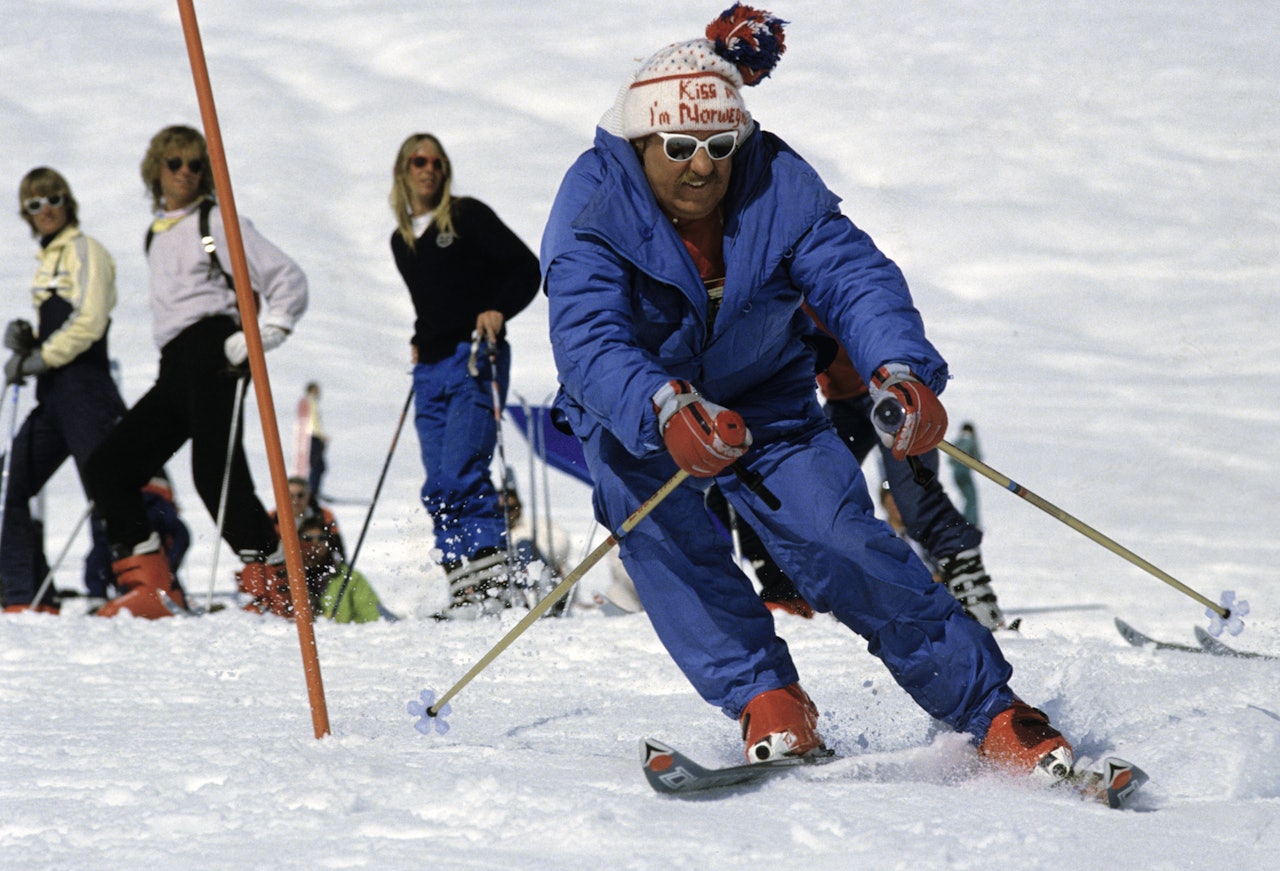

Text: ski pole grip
xmin=872 ymin=397 xmax=905 ymax=435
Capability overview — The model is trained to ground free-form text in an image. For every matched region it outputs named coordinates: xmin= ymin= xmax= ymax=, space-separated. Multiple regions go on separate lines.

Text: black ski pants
xmin=85 ymin=316 xmax=277 ymax=560
xmin=0 ymin=363 xmax=124 ymax=606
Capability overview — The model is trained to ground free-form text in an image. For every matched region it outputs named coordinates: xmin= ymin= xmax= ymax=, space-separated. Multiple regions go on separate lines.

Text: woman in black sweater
xmin=389 ymin=133 xmax=539 ymax=618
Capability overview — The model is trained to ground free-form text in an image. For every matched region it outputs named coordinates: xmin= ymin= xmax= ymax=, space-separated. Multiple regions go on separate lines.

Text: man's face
xmin=289 ymin=484 xmax=310 ymax=517
xmin=160 ymin=149 xmax=205 ymax=210
xmin=638 ymin=130 xmax=733 ymax=224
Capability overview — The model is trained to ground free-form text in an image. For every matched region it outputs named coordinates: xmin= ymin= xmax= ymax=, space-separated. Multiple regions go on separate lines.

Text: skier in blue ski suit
xmin=539 ymin=15 xmax=1068 ymax=767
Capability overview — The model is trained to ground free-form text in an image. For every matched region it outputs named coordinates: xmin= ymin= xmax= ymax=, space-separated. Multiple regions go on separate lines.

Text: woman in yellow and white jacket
xmin=1 ymin=166 xmax=126 ymax=613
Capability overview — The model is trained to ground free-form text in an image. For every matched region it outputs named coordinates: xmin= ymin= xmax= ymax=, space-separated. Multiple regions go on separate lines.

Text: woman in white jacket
xmin=85 ymin=125 xmax=308 ymax=619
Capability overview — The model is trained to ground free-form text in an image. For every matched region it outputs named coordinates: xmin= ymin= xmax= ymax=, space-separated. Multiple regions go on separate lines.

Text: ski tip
xmin=641 ymin=738 xmax=678 ymax=771
xmin=1100 ymin=757 xmax=1149 ymax=809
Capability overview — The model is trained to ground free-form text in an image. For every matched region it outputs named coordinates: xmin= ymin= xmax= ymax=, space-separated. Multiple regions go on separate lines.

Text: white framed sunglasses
xmin=22 ymin=194 xmax=65 ymax=215
xmin=656 ymin=130 xmax=739 ymax=162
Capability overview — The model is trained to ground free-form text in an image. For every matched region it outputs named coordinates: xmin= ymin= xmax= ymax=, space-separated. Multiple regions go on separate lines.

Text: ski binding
xmin=1060 ymin=756 xmax=1148 ymax=809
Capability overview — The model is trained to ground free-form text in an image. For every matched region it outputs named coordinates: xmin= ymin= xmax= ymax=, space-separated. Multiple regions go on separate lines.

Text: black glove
xmin=3 ymin=319 xmax=36 ymax=354
xmin=4 ymin=351 xmax=46 ymax=386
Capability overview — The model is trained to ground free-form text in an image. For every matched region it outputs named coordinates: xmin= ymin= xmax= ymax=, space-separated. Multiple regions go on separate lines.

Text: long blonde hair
xmin=390 ymin=133 xmax=456 ymax=250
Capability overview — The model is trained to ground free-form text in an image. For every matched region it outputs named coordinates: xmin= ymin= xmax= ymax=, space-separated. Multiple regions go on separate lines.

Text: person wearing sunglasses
xmin=542 ymin=5 xmax=1082 ymax=785
xmin=1 ymin=167 xmax=128 ymax=614
xmin=83 ymin=124 xmax=309 ymax=619
xmin=267 ymin=475 xmax=345 ymax=565
xmin=388 ymin=133 xmax=539 ymax=619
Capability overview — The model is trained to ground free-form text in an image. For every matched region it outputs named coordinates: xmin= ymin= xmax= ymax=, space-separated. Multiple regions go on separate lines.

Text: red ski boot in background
xmin=95 ymin=534 xmax=178 ymax=619
xmin=238 ymin=552 xmax=293 ymax=617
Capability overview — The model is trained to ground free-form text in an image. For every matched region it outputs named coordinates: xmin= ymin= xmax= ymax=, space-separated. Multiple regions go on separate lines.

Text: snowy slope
xmin=1 ymin=2 xmax=1278 ymax=869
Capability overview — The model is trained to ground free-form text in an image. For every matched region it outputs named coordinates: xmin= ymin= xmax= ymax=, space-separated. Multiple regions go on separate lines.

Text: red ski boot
xmin=979 ymin=700 xmax=1075 ymax=783
xmin=95 ymin=549 xmax=177 ymax=619
xmin=739 ymin=683 xmax=826 ymax=763
xmin=239 ymin=560 xmax=293 ymax=617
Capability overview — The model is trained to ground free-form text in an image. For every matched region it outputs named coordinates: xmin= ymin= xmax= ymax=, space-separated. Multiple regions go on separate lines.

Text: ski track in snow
xmin=2 ymin=2 xmax=1278 ymax=868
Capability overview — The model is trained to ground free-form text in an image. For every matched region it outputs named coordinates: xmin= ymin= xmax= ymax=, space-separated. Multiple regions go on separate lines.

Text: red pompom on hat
xmin=705 ymin=3 xmax=788 ymax=86
xmin=600 ymin=4 xmax=787 ymax=140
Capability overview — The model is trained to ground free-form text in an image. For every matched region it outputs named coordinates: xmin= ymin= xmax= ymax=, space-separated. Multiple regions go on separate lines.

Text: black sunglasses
xmin=22 ymin=194 xmax=65 ymax=215
xmin=300 ymin=533 xmax=329 ymax=543
xmin=166 ymin=156 xmax=205 ymax=174
xmin=408 ymin=155 xmax=445 ymax=171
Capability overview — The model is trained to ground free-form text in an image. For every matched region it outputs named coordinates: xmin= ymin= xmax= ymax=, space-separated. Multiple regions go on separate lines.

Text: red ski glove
xmin=652 ymin=380 xmax=751 ymax=477
xmin=869 ymin=364 xmax=947 ymax=460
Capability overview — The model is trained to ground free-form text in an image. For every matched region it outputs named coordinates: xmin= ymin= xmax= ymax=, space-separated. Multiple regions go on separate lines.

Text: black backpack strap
xmin=142 ymin=199 xmax=232 ymax=292
xmin=199 ymin=199 xmax=234 ymax=291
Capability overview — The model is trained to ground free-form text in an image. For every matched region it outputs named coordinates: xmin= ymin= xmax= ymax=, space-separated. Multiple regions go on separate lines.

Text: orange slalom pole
xmin=175 ymin=0 xmax=331 ymax=738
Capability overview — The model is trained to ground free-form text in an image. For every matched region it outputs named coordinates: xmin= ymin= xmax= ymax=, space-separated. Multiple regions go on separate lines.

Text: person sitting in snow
xmin=541 ymin=4 xmax=1076 ymax=782
xmin=296 ymin=517 xmax=387 ymax=623
xmin=269 ymin=476 xmax=345 ymax=562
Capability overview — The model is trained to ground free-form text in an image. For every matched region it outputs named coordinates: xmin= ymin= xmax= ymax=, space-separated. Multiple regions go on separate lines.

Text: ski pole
xmin=483 ymin=338 xmax=523 ymax=606
xmin=29 ymin=502 xmax=95 ymax=610
xmin=871 ymin=399 xmax=1228 ymax=618
xmin=427 ymin=468 xmax=690 ymax=718
xmin=0 ymin=383 xmax=22 ymax=556
xmin=206 ymin=374 xmax=247 ymax=611
xmin=330 ymin=384 xmax=413 ymax=615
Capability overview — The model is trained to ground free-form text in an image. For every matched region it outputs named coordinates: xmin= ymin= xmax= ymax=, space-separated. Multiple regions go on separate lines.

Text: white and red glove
xmin=652 ymin=380 xmax=751 ymax=477
xmin=869 ymin=364 xmax=947 ymax=460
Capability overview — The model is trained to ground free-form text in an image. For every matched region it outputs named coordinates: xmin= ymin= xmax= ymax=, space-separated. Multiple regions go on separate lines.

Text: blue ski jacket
xmin=540 ymin=124 xmax=1015 ymax=736
xmin=543 ymin=123 xmax=947 ymax=456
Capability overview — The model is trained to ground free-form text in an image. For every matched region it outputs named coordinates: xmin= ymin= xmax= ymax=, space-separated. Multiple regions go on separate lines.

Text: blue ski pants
xmin=412 ymin=340 xmax=509 ymax=563
xmin=583 ymin=416 xmax=1014 ymax=739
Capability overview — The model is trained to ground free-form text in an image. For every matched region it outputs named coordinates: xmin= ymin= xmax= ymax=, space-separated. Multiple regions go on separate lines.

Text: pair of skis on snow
xmin=1114 ymin=618 xmax=1275 ymax=660
xmin=639 ymin=620 xmax=1273 ymax=803
xmin=639 ymin=738 xmax=1146 ymax=809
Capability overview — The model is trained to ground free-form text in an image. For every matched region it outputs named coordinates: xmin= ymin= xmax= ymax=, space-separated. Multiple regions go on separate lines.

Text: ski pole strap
xmin=730 ymin=462 xmax=780 ymax=510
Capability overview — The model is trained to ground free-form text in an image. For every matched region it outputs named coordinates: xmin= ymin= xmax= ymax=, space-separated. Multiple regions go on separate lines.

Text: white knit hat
xmin=601 ymin=39 xmax=750 ymax=140
xmin=599 ymin=4 xmax=787 ymax=141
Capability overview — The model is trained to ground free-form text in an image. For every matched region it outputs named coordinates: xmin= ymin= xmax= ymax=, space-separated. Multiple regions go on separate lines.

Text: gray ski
xmin=1194 ymin=626 xmax=1275 ymax=660
xmin=1117 ymin=617 xmax=1274 ymax=659
xmin=640 ymin=738 xmax=834 ymax=795
xmin=1115 ymin=617 xmax=1202 ymax=653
